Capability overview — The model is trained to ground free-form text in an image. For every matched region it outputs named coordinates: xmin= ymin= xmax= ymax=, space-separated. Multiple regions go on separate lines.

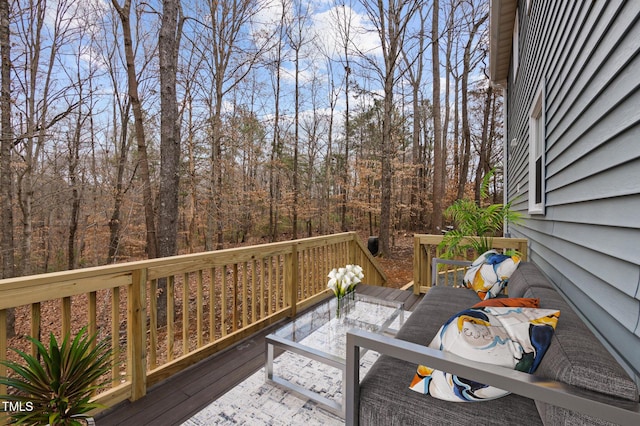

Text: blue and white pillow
xmin=464 ymin=250 xmax=521 ymax=300
xmin=410 ymin=306 xmax=560 ymax=402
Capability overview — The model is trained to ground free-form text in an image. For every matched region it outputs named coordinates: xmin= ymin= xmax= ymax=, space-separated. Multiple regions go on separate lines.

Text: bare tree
xmin=331 ymin=0 xmax=357 ymax=232
xmin=401 ymin=2 xmax=429 ymax=231
xmin=359 ymin=0 xmax=419 ymax=256
xmin=102 ymin=7 xmax=134 ymax=263
xmin=66 ymin=70 xmax=89 ymax=270
xmin=111 ymin=0 xmax=158 ymax=259
xmin=474 ymin=81 xmax=497 ymax=202
xmin=267 ymin=0 xmax=288 ymax=242
xmin=195 ymin=0 xmax=266 ymax=248
xmin=286 ymin=0 xmax=314 ymax=240
xmin=13 ymin=0 xmax=81 ymax=274
xmin=177 ymin=40 xmax=205 ymax=253
xmin=431 ymin=0 xmax=444 ymax=233
xmin=459 ymin=2 xmax=488 ymax=199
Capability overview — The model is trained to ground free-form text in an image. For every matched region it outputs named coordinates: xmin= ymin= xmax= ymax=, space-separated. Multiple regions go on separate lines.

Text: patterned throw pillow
xmin=410 ymin=307 xmax=560 ymax=402
xmin=464 ymin=250 xmax=521 ymax=300
xmin=472 ymin=297 xmax=539 ymax=308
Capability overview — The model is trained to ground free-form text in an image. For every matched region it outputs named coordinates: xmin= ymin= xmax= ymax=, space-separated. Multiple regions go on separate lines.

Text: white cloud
xmin=311 ymin=4 xmax=381 ymax=60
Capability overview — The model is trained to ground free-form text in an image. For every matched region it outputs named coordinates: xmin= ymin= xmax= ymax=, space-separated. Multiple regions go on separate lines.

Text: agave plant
xmin=439 ymin=170 xmax=522 ymax=259
xmin=0 ymin=327 xmax=113 ymax=426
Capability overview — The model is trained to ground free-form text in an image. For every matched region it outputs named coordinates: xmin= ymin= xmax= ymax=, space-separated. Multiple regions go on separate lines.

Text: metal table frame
xmin=265 ymin=294 xmax=404 ymax=417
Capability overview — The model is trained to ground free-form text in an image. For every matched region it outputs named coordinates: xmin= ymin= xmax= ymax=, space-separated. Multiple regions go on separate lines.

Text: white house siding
xmin=504 ymin=0 xmax=640 ymax=382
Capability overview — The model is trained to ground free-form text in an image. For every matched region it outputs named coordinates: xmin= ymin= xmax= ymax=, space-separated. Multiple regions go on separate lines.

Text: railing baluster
xmin=251 ymin=260 xmax=257 ymax=323
xmin=232 ymin=264 xmax=238 ymax=332
xmin=221 ymin=265 xmax=227 ymax=336
xmin=267 ymin=257 xmax=273 ymax=315
xmin=242 ymin=262 xmax=248 ymax=328
xmin=62 ymin=296 xmax=72 ymax=336
xmin=315 ymin=246 xmax=320 ymax=294
xmin=260 ymin=258 xmax=266 ymax=318
xmin=183 ymin=272 xmax=189 ymax=355
xmin=276 ymin=255 xmax=282 ymax=310
xmin=88 ymin=292 xmax=97 ymax=341
xmin=31 ymin=302 xmax=41 ymax=358
xmin=323 ymin=244 xmax=328 ymax=290
xmin=197 ymin=270 xmax=204 ymax=348
xmin=149 ymin=279 xmax=158 ymax=369
xmin=209 ymin=267 xmax=215 ymax=343
xmin=300 ymin=249 xmax=306 ymax=299
xmin=167 ymin=275 xmax=175 ymax=361
xmin=112 ymin=288 xmax=120 ymax=383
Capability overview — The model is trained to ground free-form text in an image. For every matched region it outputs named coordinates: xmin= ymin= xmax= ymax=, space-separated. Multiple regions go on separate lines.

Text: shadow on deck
xmin=95 ymin=284 xmax=423 ymax=425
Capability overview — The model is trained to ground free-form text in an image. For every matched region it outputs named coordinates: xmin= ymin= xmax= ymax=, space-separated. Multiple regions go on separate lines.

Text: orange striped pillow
xmin=472 ymin=297 xmax=539 ymax=308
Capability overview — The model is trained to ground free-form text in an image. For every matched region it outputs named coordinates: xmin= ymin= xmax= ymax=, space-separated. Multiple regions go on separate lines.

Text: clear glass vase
xmin=336 ymin=295 xmax=345 ymax=318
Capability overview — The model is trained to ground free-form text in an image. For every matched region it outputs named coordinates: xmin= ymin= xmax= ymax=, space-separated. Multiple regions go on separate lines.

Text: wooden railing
xmin=0 ymin=232 xmax=386 ymax=414
xmin=412 ymin=234 xmax=528 ymax=294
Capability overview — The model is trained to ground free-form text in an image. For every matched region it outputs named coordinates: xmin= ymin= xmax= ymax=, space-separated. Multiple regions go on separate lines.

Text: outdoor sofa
xmin=345 ymin=262 xmax=640 ymax=425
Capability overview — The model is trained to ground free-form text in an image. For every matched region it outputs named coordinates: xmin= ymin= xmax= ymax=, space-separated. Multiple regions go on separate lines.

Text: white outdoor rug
xmin=183 ymin=311 xmax=410 ymax=426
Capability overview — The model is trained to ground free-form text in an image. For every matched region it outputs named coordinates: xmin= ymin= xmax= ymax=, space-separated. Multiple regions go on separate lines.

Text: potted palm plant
xmin=439 ymin=169 xmax=522 ymax=259
xmin=0 ymin=327 xmax=113 ymax=426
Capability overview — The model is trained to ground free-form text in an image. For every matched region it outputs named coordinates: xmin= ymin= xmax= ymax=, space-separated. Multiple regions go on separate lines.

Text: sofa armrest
xmin=345 ymin=329 xmax=640 ymax=426
xmin=431 ymin=258 xmax=472 ymax=287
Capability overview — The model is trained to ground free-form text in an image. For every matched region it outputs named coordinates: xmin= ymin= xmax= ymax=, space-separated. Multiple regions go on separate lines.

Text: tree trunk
xmin=475 ymin=85 xmax=493 ymax=202
xmin=156 ymin=0 xmax=182 ymax=327
xmin=460 ymin=12 xmax=488 ymax=200
xmin=157 ymin=0 xmax=182 ymax=259
xmin=107 ymin=102 xmax=131 ymax=264
xmin=431 ymin=0 xmax=444 ymax=233
xmin=341 ymin=63 xmax=350 ymax=233
xmin=371 ymin=0 xmax=418 ymax=256
xmin=403 ymin=3 xmax=425 ymax=232
xmin=0 ymin=0 xmax=13 ymax=278
xmin=269 ymin=2 xmax=286 ymax=243
xmin=68 ymin=100 xmax=84 ymax=270
xmin=0 ymin=0 xmax=15 ymax=336
xmin=112 ymin=0 xmax=158 ymax=259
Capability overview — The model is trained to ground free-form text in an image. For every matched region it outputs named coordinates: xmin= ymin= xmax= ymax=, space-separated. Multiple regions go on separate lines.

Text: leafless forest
xmin=0 ymin=0 xmax=501 ymax=280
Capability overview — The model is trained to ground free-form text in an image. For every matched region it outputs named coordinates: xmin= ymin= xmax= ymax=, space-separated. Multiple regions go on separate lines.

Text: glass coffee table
xmin=265 ymin=293 xmax=405 ymax=417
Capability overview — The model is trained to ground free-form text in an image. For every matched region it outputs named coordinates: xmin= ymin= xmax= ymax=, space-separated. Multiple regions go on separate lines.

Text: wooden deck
xmin=95 ymin=284 xmax=423 ymax=425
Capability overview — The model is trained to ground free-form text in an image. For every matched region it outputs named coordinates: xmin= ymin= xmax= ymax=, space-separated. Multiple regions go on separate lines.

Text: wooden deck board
xmin=95 ymin=284 xmax=423 ymax=425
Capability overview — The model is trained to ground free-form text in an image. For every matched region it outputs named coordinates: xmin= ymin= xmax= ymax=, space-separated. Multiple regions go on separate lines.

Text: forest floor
xmin=373 ymin=233 xmax=414 ymax=289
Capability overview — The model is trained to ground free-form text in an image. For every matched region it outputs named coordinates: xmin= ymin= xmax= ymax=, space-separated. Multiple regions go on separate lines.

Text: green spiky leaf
xmin=0 ymin=327 xmax=114 ymax=425
xmin=439 ymin=168 xmax=522 ymax=259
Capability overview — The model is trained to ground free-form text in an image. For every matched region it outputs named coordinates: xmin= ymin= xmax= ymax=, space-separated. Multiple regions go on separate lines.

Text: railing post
xmin=349 ymin=232 xmax=357 ymax=265
xmin=413 ymin=236 xmax=431 ymax=295
xmin=413 ymin=236 xmax=421 ymax=294
xmin=519 ymin=240 xmax=528 ymax=261
xmin=128 ymin=269 xmax=147 ymax=401
xmin=285 ymin=244 xmax=298 ymax=318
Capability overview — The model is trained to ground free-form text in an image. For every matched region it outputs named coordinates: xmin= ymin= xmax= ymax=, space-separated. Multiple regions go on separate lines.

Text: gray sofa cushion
xmin=395 ymin=286 xmax=480 ymax=344
xmin=359 ymin=286 xmax=541 ymax=425
xmin=359 ymin=355 xmax=542 ymax=425
xmin=526 ymin=286 xmax=638 ymax=402
xmin=507 ymin=262 xmax=554 ymax=298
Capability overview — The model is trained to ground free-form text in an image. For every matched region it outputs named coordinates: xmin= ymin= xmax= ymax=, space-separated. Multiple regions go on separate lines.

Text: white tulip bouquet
xmin=327 ymin=264 xmax=364 ymax=299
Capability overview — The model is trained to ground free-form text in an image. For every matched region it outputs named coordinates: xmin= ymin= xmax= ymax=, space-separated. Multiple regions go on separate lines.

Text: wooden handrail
xmin=0 ymin=232 xmax=386 ymax=415
xmin=412 ymin=234 xmax=528 ymax=294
